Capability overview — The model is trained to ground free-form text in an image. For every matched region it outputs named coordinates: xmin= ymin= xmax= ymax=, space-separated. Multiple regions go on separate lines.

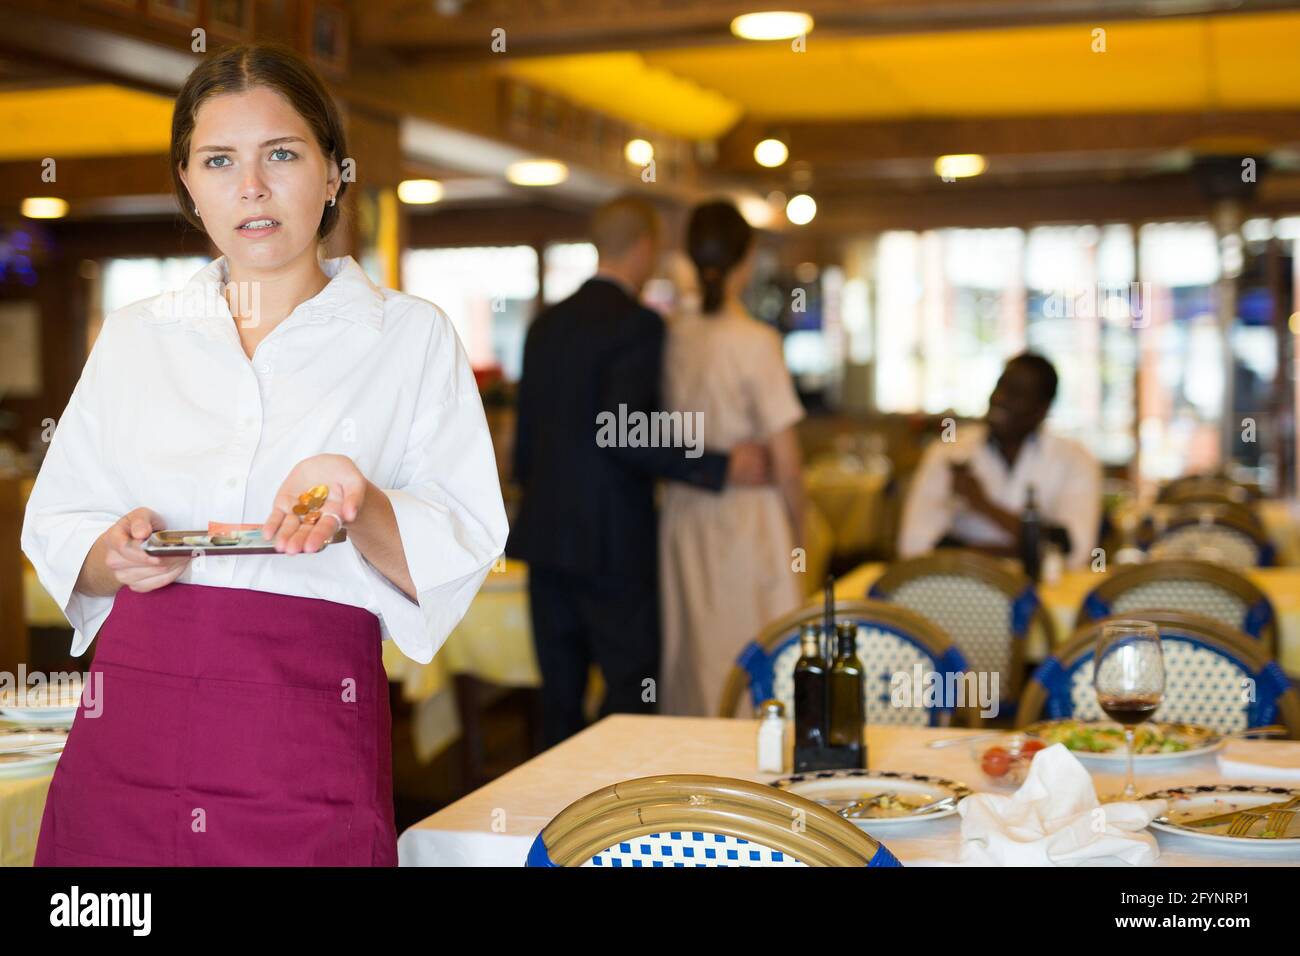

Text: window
xmin=542 ymin=242 xmax=597 ymax=305
xmin=402 ymin=246 xmax=539 ymax=381
xmin=95 ymin=256 xmax=209 ymax=349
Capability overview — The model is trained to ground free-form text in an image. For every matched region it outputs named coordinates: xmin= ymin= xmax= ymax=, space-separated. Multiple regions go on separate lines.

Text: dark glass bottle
xmin=792 ymin=624 xmax=828 ymax=772
xmin=1019 ymin=485 xmax=1041 ymax=582
xmin=827 ymin=620 xmax=865 ymax=769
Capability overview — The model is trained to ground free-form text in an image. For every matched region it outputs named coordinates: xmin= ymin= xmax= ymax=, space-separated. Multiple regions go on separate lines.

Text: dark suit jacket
xmin=506 ymin=277 xmax=729 ymax=583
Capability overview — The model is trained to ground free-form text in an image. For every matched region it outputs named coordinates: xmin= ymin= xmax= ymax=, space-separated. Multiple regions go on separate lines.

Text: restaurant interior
xmin=2 ymin=0 xmax=1300 ymax=870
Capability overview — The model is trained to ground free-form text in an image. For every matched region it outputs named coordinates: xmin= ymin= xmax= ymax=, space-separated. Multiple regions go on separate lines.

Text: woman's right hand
xmin=89 ymin=507 xmax=191 ymax=595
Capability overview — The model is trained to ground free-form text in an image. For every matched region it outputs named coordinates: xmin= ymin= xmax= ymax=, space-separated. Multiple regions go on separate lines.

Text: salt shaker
xmin=756 ymin=699 xmax=787 ymax=773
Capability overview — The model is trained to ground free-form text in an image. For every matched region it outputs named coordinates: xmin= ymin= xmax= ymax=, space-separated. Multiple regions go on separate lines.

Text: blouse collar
xmin=148 ymin=253 xmax=385 ymax=333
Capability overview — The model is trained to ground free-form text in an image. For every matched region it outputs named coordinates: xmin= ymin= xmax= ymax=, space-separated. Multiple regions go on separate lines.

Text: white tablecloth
xmin=398 ymin=715 xmax=1300 ymax=867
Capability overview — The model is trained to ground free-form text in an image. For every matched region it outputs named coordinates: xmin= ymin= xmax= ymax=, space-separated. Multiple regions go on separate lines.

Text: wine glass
xmin=1094 ymin=620 xmax=1165 ymax=800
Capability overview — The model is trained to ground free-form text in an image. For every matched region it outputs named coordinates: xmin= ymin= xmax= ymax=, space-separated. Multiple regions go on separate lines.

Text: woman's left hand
xmin=262 ymin=454 xmax=368 ymax=554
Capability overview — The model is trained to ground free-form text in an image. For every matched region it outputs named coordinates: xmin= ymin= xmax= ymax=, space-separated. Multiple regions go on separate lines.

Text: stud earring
xmin=328 ymin=196 xmax=336 ymax=207
xmin=194 ymin=206 xmax=201 ymax=216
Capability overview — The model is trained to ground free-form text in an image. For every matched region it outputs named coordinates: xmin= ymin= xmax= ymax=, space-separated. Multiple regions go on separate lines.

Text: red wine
xmin=1098 ymin=694 xmax=1161 ymax=725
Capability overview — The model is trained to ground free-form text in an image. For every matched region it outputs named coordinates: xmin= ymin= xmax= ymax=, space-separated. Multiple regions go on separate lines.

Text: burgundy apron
xmin=34 ymin=582 xmax=398 ymax=866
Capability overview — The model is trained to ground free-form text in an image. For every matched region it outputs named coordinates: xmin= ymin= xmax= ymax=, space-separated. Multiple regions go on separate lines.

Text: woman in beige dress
xmin=659 ymin=201 xmax=807 ymax=717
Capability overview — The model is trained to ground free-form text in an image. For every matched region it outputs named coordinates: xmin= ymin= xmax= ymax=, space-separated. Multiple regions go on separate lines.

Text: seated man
xmin=897 ymin=352 xmax=1101 ymax=569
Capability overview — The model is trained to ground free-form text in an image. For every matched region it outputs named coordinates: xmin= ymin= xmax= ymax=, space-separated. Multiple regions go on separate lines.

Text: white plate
xmin=0 ymin=707 xmax=78 ymax=727
xmin=1146 ymin=784 xmax=1300 ymax=853
xmin=769 ymin=769 xmax=972 ymax=828
xmin=0 ymin=730 xmax=68 ymax=756
xmin=1023 ymin=719 xmax=1226 ymax=766
xmin=0 ymin=748 xmax=61 ymax=778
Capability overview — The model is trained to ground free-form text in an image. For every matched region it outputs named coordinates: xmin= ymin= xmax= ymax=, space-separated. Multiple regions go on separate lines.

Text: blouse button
xmin=225 ymin=477 xmax=238 ymax=489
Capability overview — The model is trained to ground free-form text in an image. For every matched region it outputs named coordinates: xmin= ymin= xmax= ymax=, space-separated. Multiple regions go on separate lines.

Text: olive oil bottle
xmin=826 ymin=620 xmax=865 ymax=769
xmin=792 ymin=624 xmax=829 ymax=771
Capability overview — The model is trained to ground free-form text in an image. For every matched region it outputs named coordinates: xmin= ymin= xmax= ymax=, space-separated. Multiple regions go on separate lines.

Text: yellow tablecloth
xmin=1259 ymin=499 xmax=1300 ymax=567
xmin=0 ymin=772 xmax=51 ymax=867
xmin=382 ymin=559 xmax=536 ymax=761
xmin=804 ymin=464 xmax=888 ymax=556
xmin=836 ymin=562 xmax=1300 ymax=677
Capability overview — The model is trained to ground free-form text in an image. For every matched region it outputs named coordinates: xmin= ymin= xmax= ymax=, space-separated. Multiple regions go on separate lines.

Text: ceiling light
xmin=754 ymin=138 xmax=789 ymax=168
xmin=506 ymin=159 xmax=569 ymax=186
xmin=786 ymin=193 xmax=816 ymax=225
xmin=21 ymin=197 xmax=68 ymax=218
xmin=731 ymin=11 xmax=814 ymax=41
xmin=934 ymin=154 xmax=987 ymax=179
xmin=397 ymin=179 xmax=444 ymax=204
xmin=624 ymin=139 xmax=654 ymax=165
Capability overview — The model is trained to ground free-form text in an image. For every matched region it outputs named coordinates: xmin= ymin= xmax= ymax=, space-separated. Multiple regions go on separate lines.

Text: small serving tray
xmin=143 ymin=527 xmax=347 ymax=557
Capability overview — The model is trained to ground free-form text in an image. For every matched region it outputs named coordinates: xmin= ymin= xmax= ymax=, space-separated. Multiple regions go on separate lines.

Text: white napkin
xmin=1217 ymin=742 xmax=1300 ymax=782
xmin=950 ymin=743 xmax=1168 ymax=866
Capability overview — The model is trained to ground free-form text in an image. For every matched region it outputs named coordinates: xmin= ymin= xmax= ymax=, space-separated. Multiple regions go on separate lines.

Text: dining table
xmin=397 ymin=714 xmax=1300 ymax=867
xmin=0 ymin=772 xmax=51 ymax=867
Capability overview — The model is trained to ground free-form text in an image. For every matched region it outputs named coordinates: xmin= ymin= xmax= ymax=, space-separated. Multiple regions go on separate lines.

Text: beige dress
xmin=659 ymin=302 xmax=806 ymax=717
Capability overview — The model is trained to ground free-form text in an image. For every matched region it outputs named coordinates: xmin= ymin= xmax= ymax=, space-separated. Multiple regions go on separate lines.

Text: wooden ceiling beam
xmin=360 ymin=0 xmax=1300 ymax=57
xmin=716 ymin=111 xmax=1300 ymax=174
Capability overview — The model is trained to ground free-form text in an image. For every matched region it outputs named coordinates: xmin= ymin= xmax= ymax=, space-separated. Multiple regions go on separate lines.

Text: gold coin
xmin=292 ymin=503 xmax=310 ymax=515
xmin=301 ymin=511 xmax=322 ymax=525
xmin=307 ymin=484 xmax=329 ymax=501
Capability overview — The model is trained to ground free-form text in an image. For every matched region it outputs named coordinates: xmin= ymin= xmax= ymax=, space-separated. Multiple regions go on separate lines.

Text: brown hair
xmin=589 ymin=195 xmax=659 ymax=259
xmin=687 ymin=200 xmax=753 ymax=314
xmin=171 ymin=42 xmax=348 ymax=240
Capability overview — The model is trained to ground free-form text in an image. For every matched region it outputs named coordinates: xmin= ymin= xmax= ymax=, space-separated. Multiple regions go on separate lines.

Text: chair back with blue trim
xmin=866 ymin=551 xmax=1048 ymax=711
xmin=1146 ymin=504 xmax=1273 ymax=567
xmin=524 ymin=774 xmax=902 ymax=867
xmin=718 ymin=599 xmax=969 ymax=726
xmin=1076 ymin=559 xmax=1276 ymax=656
xmin=1016 ymin=610 xmax=1300 ymax=737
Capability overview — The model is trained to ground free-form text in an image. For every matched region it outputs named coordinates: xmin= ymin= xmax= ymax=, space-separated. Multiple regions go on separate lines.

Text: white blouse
xmin=21 ymin=254 xmax=509 ymax=664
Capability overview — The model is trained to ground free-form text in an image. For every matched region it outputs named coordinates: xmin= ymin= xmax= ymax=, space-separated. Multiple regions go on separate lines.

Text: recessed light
xmin=754 ymin=138 xmax=789 ymax=168
xmin=397 ymin=179 xmax=444 ymax=204
xmin=22 ymin=197 xmax=68 ymax=219
xmin=731 ymin=11 xmax=814 ymax=41
xmin=506 ymin=159 xmax=569 ymax=186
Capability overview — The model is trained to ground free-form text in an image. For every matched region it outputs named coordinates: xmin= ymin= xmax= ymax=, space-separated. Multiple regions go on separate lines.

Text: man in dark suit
xmin=507 ymin=196 xmax=769 ymax=747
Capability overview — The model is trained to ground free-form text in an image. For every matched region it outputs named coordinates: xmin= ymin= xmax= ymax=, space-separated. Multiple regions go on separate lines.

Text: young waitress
xmin=20 ymin=43 xmax=508 ymax=866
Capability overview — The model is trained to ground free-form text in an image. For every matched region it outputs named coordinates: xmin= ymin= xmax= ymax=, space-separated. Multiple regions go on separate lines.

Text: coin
xmin=292 ymin=503 xmax=310 ymax=515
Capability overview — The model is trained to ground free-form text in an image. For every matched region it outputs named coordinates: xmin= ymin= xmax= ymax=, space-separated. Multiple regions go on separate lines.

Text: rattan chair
xmin=866 ymin=550 xmax=1052 ymax=714
xmin=1016 ymin=610 xmax=1300 ymax=737
xmin=1076 ymin=559 xmax=1277 ymax=656
xmin=1157 ymin=475 xmax=1258 ymax=506
xmin=524 ymin=774 xmax=902 ymax=867
xmin=1145 ymin=504 xmax=1274 ymax=567
xmin=718 ymin=599 xmax=972 ymax=725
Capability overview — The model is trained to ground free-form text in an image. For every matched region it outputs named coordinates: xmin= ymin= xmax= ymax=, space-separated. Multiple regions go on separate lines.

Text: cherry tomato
xmin=981 ymin=747 xmax=1010 ymax=777
xmin=1020 ymin=740 xmax=1046 ymax=759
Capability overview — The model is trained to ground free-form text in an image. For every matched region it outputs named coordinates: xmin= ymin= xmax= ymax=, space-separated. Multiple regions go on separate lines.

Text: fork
xmin=1265 ymin=807 xmax=1299 ymax=839
xmin=1227 ymin=811 xmax=1265 ymax=837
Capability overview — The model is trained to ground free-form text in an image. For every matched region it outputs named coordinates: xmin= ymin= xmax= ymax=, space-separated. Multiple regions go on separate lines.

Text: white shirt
xmin=897 ymin=423 xmax=1102 ymax=569
xmin=21 ymin=254 xmax=509 ymax=664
